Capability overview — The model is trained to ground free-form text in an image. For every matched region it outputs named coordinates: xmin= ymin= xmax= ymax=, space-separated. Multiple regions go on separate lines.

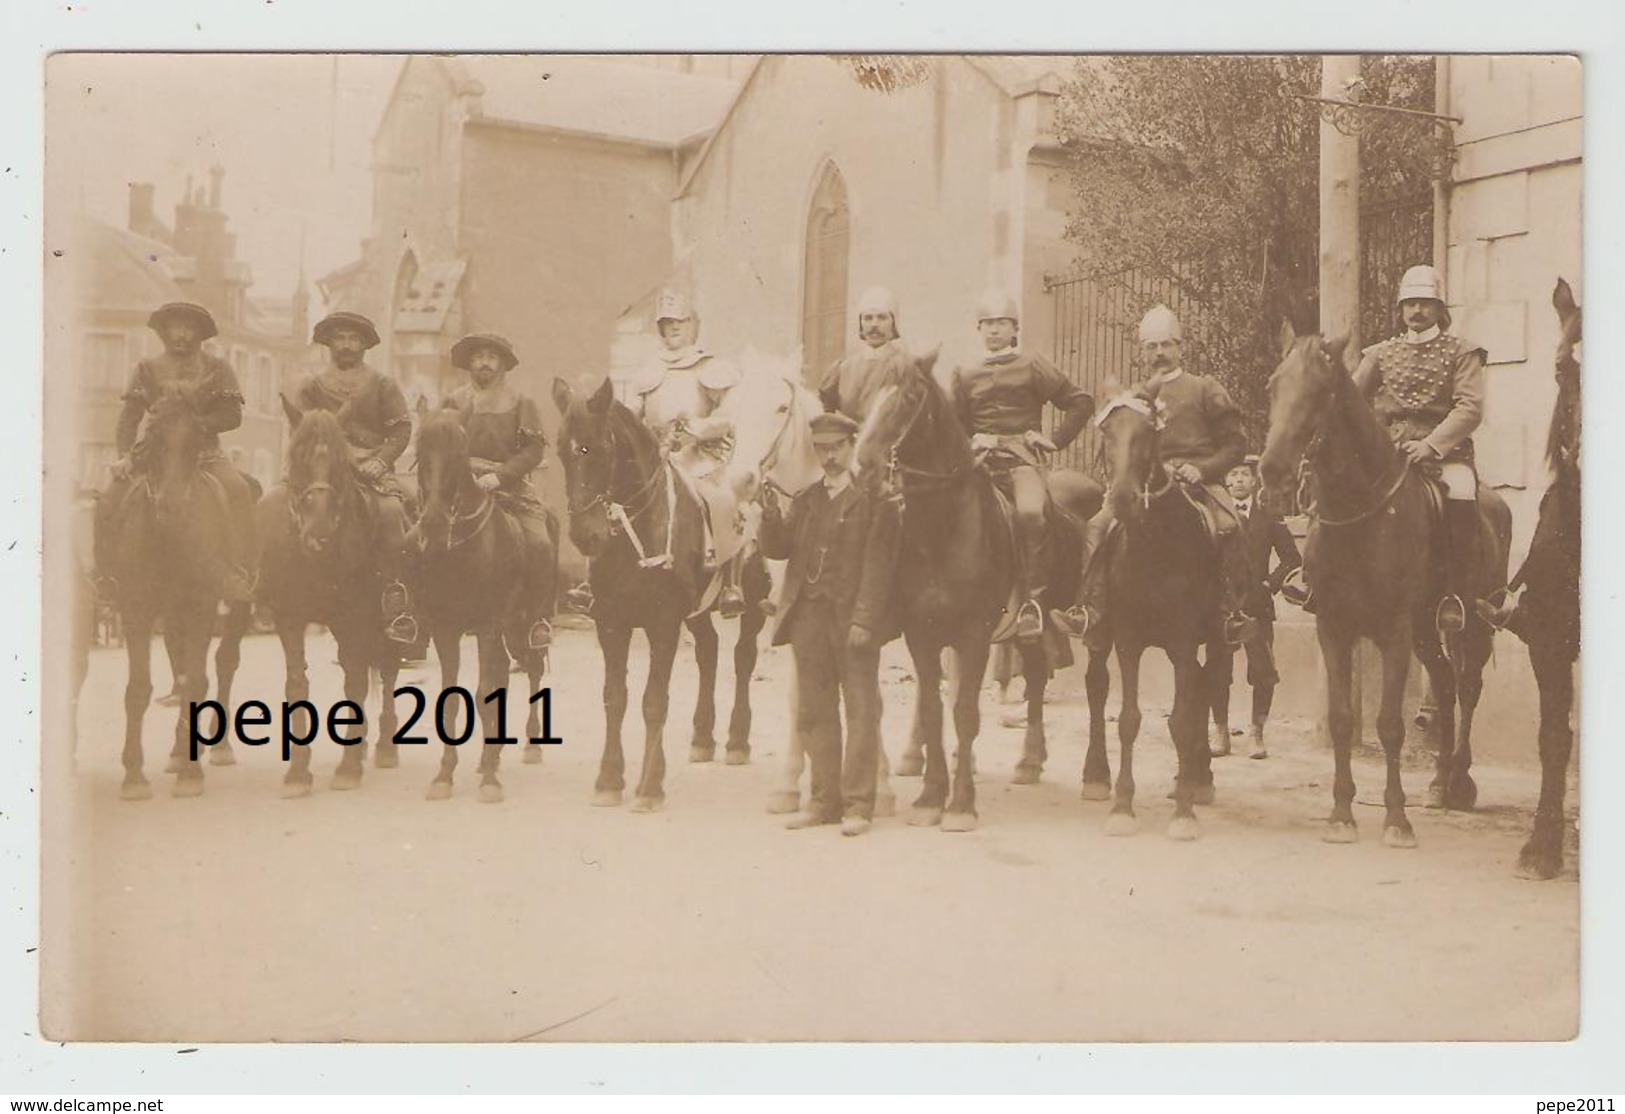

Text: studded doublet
xmin=1366 ymin=333 xmax=1477 ymax=461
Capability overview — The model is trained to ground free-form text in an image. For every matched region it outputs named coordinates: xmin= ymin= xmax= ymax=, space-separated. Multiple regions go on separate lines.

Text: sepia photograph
xmin=30 ymin=43 xmax=1592 ymax=1059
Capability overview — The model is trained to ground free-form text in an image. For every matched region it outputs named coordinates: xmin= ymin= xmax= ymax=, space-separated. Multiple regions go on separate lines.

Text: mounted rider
xmin=1053 ymin=304 xmax=1259 ymax=648
xmin=1351 ymin=264 xmax=1488 ymax=632
xmin=92 ymin=301 xmax=258 ymax=604
xmin=441 ymin=332 xmax=555 ymax=650
xmin=948 ymin=288 xmax=1093 ymax=643
xmin=819 ymin=285 xmax=919 ymax=422
xmin=287 ymin=311 xmax=419 ymax=646
xmin=625 ymin=289 xmax=749 ymax=617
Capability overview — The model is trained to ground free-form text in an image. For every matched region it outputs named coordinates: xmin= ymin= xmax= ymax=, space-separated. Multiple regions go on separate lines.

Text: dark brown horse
xmin=99 ymin=397 xmax=239 ymax=799
xmin=1484 ymin=279 xmax=1581 ymax=880
xmin=853 ymin=356 xmax=1101 ymax=829
xmin=1077 ymin=382 xmax=1219 ymax=839
xmin=216 ymin=405 xmax=405 ymax=797
xmin=551 ymin=377 xmax=708 ymax=811
xmin=413 ymin=409 xmax=559 ymax=802
xmin=1260 ymin=322 xmax=1511 ymax=846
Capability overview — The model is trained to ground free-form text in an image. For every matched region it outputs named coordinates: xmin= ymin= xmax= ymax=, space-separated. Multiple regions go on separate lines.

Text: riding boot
xmin=374 ymin=497 xmax=419 ymax=647
xmin=717 ymin=554 xmax=745 ymax=619
xmin=1051 ymin=516 xmax=1115 ymax=651
xmin=91 ymin=480 xmax=126 ymax=602
xmin=1014 ymin=528 xmax=1048 ymax=642
xmin=223 ymin=472 xmax=260 ymax=605
xmin=1219 ymin=531 xmax=1259 ymax=647
xmin=1436 ymin=500 xmax=1479 ymax=633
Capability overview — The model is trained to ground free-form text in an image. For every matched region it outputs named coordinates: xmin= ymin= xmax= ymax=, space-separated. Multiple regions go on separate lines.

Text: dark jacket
xmin=759 ymin=476 xmax=898 ymax=648
xmin=1236 ymin=499 xmax=1302 ymax=621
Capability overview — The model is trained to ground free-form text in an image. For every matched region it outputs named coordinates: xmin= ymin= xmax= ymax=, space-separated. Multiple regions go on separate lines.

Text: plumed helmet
xmin=976 ymin=288 xmax=1020 ymax=326
xmin=654 ymin=289 xmax=695 ymax=325
xmin=1396 ymin=264 xmax=1445 ymax=305
xmin=1138 ymin=304 xmax=1183 ymax=344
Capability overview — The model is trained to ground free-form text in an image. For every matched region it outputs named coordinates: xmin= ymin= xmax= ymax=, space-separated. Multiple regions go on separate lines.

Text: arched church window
xmin=800 ymin=164 xmax=850 ymax=386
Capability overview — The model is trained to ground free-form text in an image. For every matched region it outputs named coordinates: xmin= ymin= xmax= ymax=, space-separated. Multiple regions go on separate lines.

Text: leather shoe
xmin=784 ymin=811 xmax=833 ymax=830
xmin=841 ymin=815 xmax=872 ymax=837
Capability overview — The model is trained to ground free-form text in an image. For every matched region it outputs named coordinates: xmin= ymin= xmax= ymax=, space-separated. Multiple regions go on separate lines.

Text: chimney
xmin=208 ymin=163 xmax=225 ymax=209
xmin=127 ymin=183 xmax=154 ymax=232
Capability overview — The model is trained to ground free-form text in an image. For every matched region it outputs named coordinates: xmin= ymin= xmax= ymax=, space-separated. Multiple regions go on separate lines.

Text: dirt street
xmin=62 ymin=620 xmax=1578 ymax=1043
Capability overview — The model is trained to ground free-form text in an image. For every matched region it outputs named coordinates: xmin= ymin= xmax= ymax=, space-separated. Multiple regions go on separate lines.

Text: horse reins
xmin=566 ymin=419 xmax=679 ymax=570
xmin=1292 ymin=352 xmax=1415 ymax=528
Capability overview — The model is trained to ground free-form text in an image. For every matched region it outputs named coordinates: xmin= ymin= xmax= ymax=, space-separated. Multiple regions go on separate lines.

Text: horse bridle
xmin=878 ymin=379 xmax=965 ymax=503
xmin=564 ymin=414 xmax=678 ymax=569
xmin=1291 ymin=340 xmax=1413 ymax=528
xmin=1094 ymin=393 xmax=1175 ymax=511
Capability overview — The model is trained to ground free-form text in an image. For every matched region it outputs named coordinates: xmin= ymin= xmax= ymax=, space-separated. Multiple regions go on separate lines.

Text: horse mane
xmin=286 ymin=409 xmax=354 ymax=489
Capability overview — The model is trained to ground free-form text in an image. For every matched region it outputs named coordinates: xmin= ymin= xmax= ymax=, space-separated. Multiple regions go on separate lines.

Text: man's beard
xmin=331 ymin=350 xmax=363 ymax=369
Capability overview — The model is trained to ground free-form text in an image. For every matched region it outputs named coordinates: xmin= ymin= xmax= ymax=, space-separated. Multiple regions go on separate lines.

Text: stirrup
xmin=526 ymin=619 xmax=554 ymax=651
xmin=385 ymin=614 xmax=420 ymax=647
xmin=1435 ymin=594 xmax=1466 ymax=633
xmin=564 ymin=582 xmax=595 ymax=614
xmin=381 ymin=580 xmax=410 ymax=616
xmin=1474 ymin=588 xmax=1517 ymax=631
xmin=1014 ymin=599 xmax=1044 ymax=641
xmin=717 ymin=584 xmax=745 ymax=619
xmin=1049 ymin=604 xmax=1095 ymax=641
xmin=1224 ymin=611 xmax=1259 ymax=647
xmin=1279 ymin=567 xmax=1312 ymax=609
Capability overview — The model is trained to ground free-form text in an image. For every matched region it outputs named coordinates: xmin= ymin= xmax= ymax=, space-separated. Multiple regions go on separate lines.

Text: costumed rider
xmin=628 ymin=289 xmax=750 ymax=618
xmin=819 ymin=285 xmax=917 ymax=422
xmin=443 ymin=332 xmax=556 ymax=651
xmin=1053 ymin=304 xmax=1259 ymax=648
xmin=93 ymin=301 xmax=258 ymax=604
xmin=288 ymin=311 xmax=419 ymax=646
xmin=1350 ymin=264 xmax=1488 ymax=632
xmin=948 ymin=288 xmax=1093 ymax=643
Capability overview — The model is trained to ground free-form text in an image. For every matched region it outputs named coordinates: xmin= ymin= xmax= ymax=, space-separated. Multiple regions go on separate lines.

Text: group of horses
xmin=92 ymin=281 xmax=1582 ymax=882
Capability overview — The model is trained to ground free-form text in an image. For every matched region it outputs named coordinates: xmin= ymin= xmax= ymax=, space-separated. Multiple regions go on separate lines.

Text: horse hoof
xmin=164 ymin=756 xmax=185 ymax=775
xmin=1166 ymin=815 xmax=1200 ymax=842
xmin=998 ymin=710 xmax=1028 ymax=729
xmin=941 ymin=811 xmax=977 ymax=833
xmin=1382 ymin=825 xmax=1418 ymax=849
xmin=592 ymin=790 xmax=623 ymax=808
xmin=119 ymin=779 xmax=152 ymax=802
xmin=1424 ymin=784 xmax=1446 ymax=810
xmin=331 ymin=768 xmax=362 ymax=792
xmin=375 ymin=745 xmax=399 ymax=770
xmin=724 ymin=749 xmax=750 ymax=766
xmin=1011 ymin=764 xmax=1041 ymax=786
xmin=280 ymin=779 xmax=313 ymax=800
xmin=1104 ymin=811 xmax=1138 ymax=837
xmin=907 ymin=806 xmax=943 ymax=827
xmin=688 ymin=746 xmax=715 ymax=764
xmin=425 ymin=780 xmax=453 ymax=802
xmin=1080 ymin=781 xmax=1112 ymax=802
xmin=896 ymin=755 xmax=924 ymax=778
xmin=1322 ymin=821 xmax=1358 ymax=844
xmin=874 ymin=795 xmax=897 ymax=819
xmin=1515 ymin=842 xmax=1562 ymax=881
xmin=1445 ymin=779 xmax=1478 ymax=812
xmin=765 ymin=790 xmax=801 ymax=815
xmin=522 ymin=745 xmax=544 ymax=765
xmin=630 ymin=796 xmax=664 ymax=813
xmin=209 ymin=746 xmax=237 ymax=768
xmin=478 ymin=782 xmax=504 ymax=804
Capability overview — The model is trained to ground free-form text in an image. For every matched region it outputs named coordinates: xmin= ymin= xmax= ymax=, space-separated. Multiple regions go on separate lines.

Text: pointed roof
xmin=74 ymin=213 xmax=188 ymax=313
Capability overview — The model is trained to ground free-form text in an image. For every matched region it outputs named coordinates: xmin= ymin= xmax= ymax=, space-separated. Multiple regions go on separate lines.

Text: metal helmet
xmin=855 ymin=285 xmax=900 ymax=339
xmin=1396 ymin=264 xmax=1445 ymax=305
xmin=654 ymin=288 xmax=696 ymax=325
xmin=1138 ymin=304 xmax=1183 ymax=344
xmin=976 ymin=288 xmax=1020 ymax=326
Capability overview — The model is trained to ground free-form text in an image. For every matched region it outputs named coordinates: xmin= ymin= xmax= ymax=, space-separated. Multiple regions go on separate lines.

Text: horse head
xmin=1258 ymin=320 xmax=1354 ymax=503
xmin=1549 ymin=277 xmax=1581 ymax=479
xmin=1093 ymin=379 xmax=1166 ymax=526
xmin=852 ymin=351 xmax=963 ymax=502
xmin=731 ymin=348 xmax=826 ymax=499
xmin=413 ymin=408 xmax=475 ymax=554
xmin=144 ymin=394 xmax=211 ymax=530
xmin=551 ymin=376 xmax=661 ymax=558
xmin=283 ymin=405 xmax=357 ymax=558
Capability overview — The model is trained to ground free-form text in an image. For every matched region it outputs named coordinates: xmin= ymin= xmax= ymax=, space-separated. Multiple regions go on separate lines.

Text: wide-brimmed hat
xmin=312 ymin=311 xmax=381 ymax=350
xmin=451 ymin=333 xmax=519 ymax=372
xmin=147 ymin=301 xmax=218 ymax=340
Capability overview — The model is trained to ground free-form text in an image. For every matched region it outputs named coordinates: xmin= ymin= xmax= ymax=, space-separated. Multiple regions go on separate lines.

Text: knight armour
xmin=1363 ymin=333 xmax=1479 ymax=462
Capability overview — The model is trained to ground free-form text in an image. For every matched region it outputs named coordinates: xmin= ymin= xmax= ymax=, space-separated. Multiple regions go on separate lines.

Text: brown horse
xmin=99 ymin=398 xmax=240 ymax=799
xmin=1260 ymin=322 xmax=1511 ymax=846
xmin=1077 ymin=382 xmax=1219 ymax=839
xmin=413 ymin=409 xmax=559 ymax=802
xmin=1484 ymin=278 xmax=1581 ymax=880
xmin=551 ymin=377 xmax=708 ymax=811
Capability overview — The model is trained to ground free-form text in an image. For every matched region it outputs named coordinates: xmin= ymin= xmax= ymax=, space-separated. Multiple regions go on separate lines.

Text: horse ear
xmin=587 ymin=377 xmax=615 ymax=414
xmin=1277 ymin=319 xmax=1297 ymax=357
xmin=914 ymin=344 xmax=940 ymax=376
xmin=280 ymin=392 xmax=302 ymax=429
xmin=1553 ymin=277 xmax=1578 ymax=317
xmin=1323 ymin=332 xmax=1351 ymax=371
xmin=550 ymin=377 xmax=573 ymax=416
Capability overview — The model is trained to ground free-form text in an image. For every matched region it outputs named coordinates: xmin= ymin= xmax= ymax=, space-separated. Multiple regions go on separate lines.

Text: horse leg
xmin=725 ymin=561 xmax=768 ymax=763
xmin=768 ymin=664 xmax=804 ymax=814
xmin=1415 ymin=635 xmax=1459 ymax=811
xmin=686 ymin=612 xmax=720 ymax=762
xmin=170 ymin=600 xmax=219 ymax=797
xmin=1080 ymin=648 xmax=1113 ymax=800
xmin=374 ymin=645 xmax=402 ymax=769
xmin=278 ymin=617 xmax=315 ymax=798
xmin=943 ymin=637 xmax=991 ymax=831
xmin=1106 ymin=646 xmax=1142 ymax=836
xmin=898 ymin=661 xmax=930 ymax=779
xmin=1012 ymin=643 xmax=1049 ymax=784
xmin=1207 ymin=642 xmax=1234 ymax=757
xmin=1320 ymin=629 xmax=1358 ymax=842
xmin=1444 ymin=624 xmax=1491 ymax=811
xmin=119 ymin=612 xmax=155 ymax=800
xmin=1517 ymin=641 xmax=1575 ymax=880
xmin=521 ymin=649 xmax=547 ymax=766
xmin=593 ymin=622 xmax=632 ymax=807
xmin=905 ymin=633 xmax=947 ymax=825
xmin=632 ymin=618 xmax=681 ymax=811
xmin=427 ymin=628 xmax=462 ymax=800
xmin=874 ymin=722 xmax=897 ymax=818
xmin=1165 ymin=647 xmax=1206 ymax=840
xmin=207 ymin=601 xmax=250 ymax=768
xmin=331 ymin=627 xmax=370 ymax=791
xmin=1378 ymin=630 xmax=1418 ymax=848
xmin=474 ymin=629 xmax=508 ymax=804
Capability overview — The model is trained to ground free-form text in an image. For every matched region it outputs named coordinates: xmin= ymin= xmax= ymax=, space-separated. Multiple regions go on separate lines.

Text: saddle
xmin=1174 ymin=481 xmax=1237 ymax=549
